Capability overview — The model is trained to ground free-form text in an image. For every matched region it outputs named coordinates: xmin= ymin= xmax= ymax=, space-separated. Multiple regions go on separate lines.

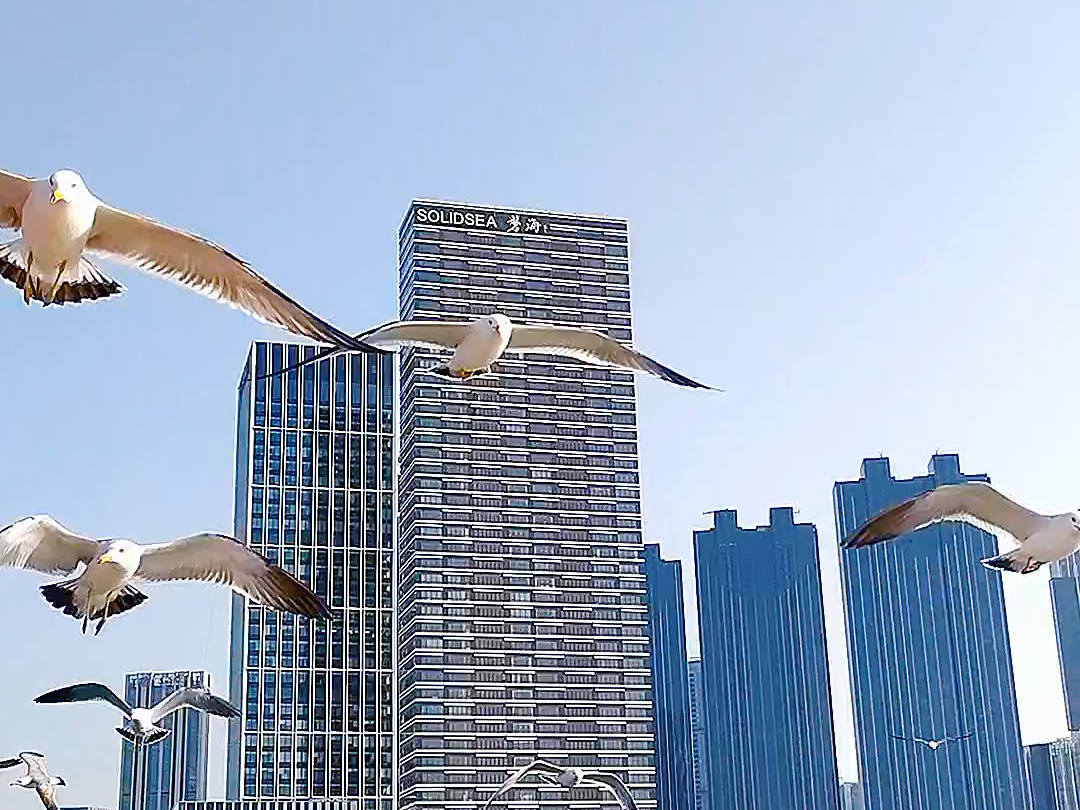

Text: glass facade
xmin=225 ymin=342 xmax=397 ymax=807
xmin=835 ymin=454 xmax=1029 ymax=810
xmin=1050 ymin=555 xmax=1080 ymax=731
xmin=687 ymin=660 xmax=707 ymax=810
xmin=840 ymin=782 xmax=865 ymax=810
xmin=396 ymin=200 xmax=657 ymax=809
xmin=1049 ymin=733 xmax=1080 ymax=809
xmin=118 ymin=671 xmax=210 ymax=810
xmin=694 ymin=507 xmax=840 ymax=810
xmin=1028 ymin=743 xmax=1059 ymax=810
xmin=643 ymin=545 xmax=694 ymax=810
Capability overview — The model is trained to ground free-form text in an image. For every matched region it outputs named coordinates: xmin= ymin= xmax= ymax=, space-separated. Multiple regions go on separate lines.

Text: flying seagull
xmin=841 ymin=483 xmax=1080 ymax=574
xmin=483 ymin=759 xmax=639 ymax=810
xmin=0 ymin=515 xmax=330 ymax=634
xmin=0 ymin=752 xmax=66 ymax=810
xmin=0 ymin=167 xmax=378 ymax=352
xmin=35 ymin=682 xmax=239 ymax=747
xmin=889 ymin=731 xmax=973 ymax=751
xmin=258 ymin=313 xmax=715 ymax=389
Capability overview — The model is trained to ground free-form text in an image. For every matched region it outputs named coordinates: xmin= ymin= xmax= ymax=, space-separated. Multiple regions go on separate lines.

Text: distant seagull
xmin=258 ymin=313 xmax=715 ymax=389
xmin=889 ymin=731 xmax=973 ymax=751
xmin=841 ymin=482 xmax=1080 ymax=574
xmin=0 ymin=167 xmax=377 ymax=351
xmin=0 ymin=515 xmax=330 ymax=634
xmin=483 ymin=759 xmax=639 ymax=810
xmin=35 ymin=682 xmax=239 ymax=747
xmin=0 ymin=752 xmax=65 ymax=810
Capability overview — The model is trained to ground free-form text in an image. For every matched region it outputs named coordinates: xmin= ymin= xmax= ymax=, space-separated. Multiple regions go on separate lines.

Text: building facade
xmin=118 ymin=671 xmax=210 ymax=810
xmin=226 ymin=341 xmax=397 ymax=806
xmin=643 ymin=545 xmax=695 ymax=810
xmin=687 ymin=660 xmax=707 ymax=810
xmin=396 ymin=200 xmax=657 ymax=808
xmin=1029 ymin=743 xmax=1060 ymax=810
xmin=1050 ymin=555 xmax=1080 ymax=731
xmin=836 ymin=454 xmax=1029 ymax=810
xmin=694 ymin=507 xmax=840 ymax=810
xmin=840 ymin=782 xmax=865 ymax=810
xmin=1049 ymin=732 xmax=1080 ymax=810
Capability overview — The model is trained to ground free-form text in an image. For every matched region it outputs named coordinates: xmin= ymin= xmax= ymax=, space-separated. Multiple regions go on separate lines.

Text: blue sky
xmin=2 ymin=1 xmax=1080 ymax=804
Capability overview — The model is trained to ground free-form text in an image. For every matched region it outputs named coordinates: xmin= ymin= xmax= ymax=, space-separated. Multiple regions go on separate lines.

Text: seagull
xmin=35 ymin=682 xmax=239 ymax=747
xmin=0 ymin=515 xmax=330 ymax=634
xmin=257 ymin=313 xmax=715 ymax=388
xmin=841 ymin=482 xmax=1080 ymax=574
xmin=0 ymin=752 xmax=66 ymax=810
xmin=482 ymin=759 xmax=639 ymax=810
xmin=889 ymin=731 xmax=973 ymax=751
xmin=0 ymin=167 xmax=378 ymax=352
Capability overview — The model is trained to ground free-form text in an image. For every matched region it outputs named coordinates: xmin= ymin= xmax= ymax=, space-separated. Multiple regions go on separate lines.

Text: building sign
xmin=414 ymin=205 xmax=550 ymax=234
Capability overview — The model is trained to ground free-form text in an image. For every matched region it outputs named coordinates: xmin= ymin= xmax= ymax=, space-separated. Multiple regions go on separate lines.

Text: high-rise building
xmin=687 ymin=660 xmax=707 ymax=810
xmin=226 ymin=341 xmax=397 ymax=807
xmin=396 ymin=200 xmax=656 ymax=809
xmin=694 ymin=507 xmax=839 ymax=810
xmin=1050 ymin=733 xmax=1080 ymax=810
xmin=1050 ymin=556 xmax=1080 ymax=731
xmin=643 ymin=545 xmax=694 ymax=810
xmin=840 ymin=782 xmax=865 ymax=810
xmin=118 ymin=671 xmax=210 ymax=810
xmin=835 ymin=454 xmax=1029 ymax=810
xmin=1029 ymin=743 xmax=1060 ymax=810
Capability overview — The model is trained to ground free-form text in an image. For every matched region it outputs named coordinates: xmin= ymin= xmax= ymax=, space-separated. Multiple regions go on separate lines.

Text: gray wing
xmin=150 ymin=688 xmax=241 ymax=723
xmin=0 ymin=516 xmax=101 ymax=575
xmin=482 ymin=760 xmax=566 ymax=809
xmin=35 ymin=784 xmax=58 ymax=810
xmin=34 ymin=682 xmax=133 ymax=717
xmin=86 ymin=204 xmax=376 ymax=352
xmin=0 ymin=168 xmax=32 ymax=229
xmin=842 ymin=483 xmax=1047 ymax=549
xmin=584 ymin=772 xmax=640 ymax=810
xmin=136 ymin=533 xmax=330 ymax=618
xmin=506 ymin=324 xmax=714 ymax=389
xmin=19 ymin=753 xmax=49 ymax=783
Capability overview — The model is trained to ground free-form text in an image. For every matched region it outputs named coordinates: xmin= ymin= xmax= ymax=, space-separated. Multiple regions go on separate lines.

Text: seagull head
xmin=48 ymin=170 xmax=86 ymax=205
xmin=97 ymin=539 xmax=139 ymax=570
xmin=1069 ymin=514 xmax=1080 ymax=533
xmin=485 ymin=314 xmax=511 ymax=335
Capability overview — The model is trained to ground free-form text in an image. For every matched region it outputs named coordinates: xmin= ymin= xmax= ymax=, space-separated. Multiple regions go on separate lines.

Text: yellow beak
xmin=98 ymin=554 xmax=114 ymax=564
xmin=50 ymin=190 xmax=64 ymax=205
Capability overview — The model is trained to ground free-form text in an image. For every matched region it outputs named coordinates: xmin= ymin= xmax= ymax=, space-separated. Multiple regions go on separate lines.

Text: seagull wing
xmin=0 ymin=757 xmax=23 ymax=769
xmin=34 ymin=683 xmax=133 ymax=717
xmin=252 ymin=319 xmax=474 ymax=380
xmin=135 ymin=533 xmax=330 ymax=618
xmin=0 ymin=516 xmax=100 ymax=575
xmin=482 ymin=760 xmax=565 ymax=809
xmin=842 ymin=483 xmax=1046 ymax=550
xmin=506 ymin=325 xmax=713 ymax=389
xmin=149 ymin=687 xmax=241 ymax=723
xmin=85 ymin=204 xmax=374 ymax=352
xmin=583 ymin=772 xmax=640 ymax=810
xmin=0 ymin=169 xmax=32 ymax=229
xmin=949 ymin=731 xmax=974 ymax=742
xmin=36 ymin=785 xmax=59 ymax=810
xmin=19 ymin=753 xmax=48 ymax=782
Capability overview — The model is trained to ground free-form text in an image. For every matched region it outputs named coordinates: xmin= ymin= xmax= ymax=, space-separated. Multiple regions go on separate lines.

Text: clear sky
xmin=2 ymin=1 xmax=1079 ymax=805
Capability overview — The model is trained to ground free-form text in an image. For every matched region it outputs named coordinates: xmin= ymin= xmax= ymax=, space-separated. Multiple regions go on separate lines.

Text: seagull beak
xmin=50 ymin=190 xmax=64 ymax=205
xmin=98 ymin=554 xmax=114 ymax=565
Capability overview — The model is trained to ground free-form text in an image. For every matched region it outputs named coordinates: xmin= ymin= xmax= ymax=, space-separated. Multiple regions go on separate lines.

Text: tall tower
xmin=118 ymin=671 xmax=210 ymax=810
xmin=643 ymin=545 xmax=695 ymax=810
xmin=1049 ymin=555 xmax=1080 ymax=731
xmin=687 ymin=660 xmax=707 ymax=810
xmin=694 ymin=507 xmax=840 ymax=810
xmin=835 ymin=454 xmax=1029 ymax=810
xmin=225 ymin=341 xmax=397 ymax=808
xmin=396 ymin=200 xmax=657 ymax=809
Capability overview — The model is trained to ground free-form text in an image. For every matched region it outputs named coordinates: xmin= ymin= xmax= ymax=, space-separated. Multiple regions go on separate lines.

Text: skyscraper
xmin=1028 ymin=743 xmax=1060 ymax=810
xmin=396 ymin=200 xmax=656 ymax=809
xmin=687 ymin=660 xmax=707 ymax=810
xmin=118 ymin=671 xmax=210 ymax=810
xmin=840 ymin=782 xmax=865 ymax=810
xmin=694 ymin=507 xmax=839 ymax=810
xmin=225 ymin=341 xmax=397 ymax=807
xmin=835 ymin=454 xmax=1029 ymax=810
xmin=1050 ymin=555 xmax=1080 ymax=731
xmin=643 ymin=545 xmax=694 ymax=810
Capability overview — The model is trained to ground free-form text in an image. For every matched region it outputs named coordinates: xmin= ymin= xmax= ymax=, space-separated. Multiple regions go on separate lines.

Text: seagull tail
xmin=981 ymin=548 xmax=1042 ymax=574
xmin=91 ymin=585 xmax=149 ymax=620
xmin=0 ymin=241 xmax=123 ymax=306
xmin=39 ymin=579 xmax=83 ymax=618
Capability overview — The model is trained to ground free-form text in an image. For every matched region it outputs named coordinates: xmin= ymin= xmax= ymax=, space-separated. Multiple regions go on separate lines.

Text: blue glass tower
xmin=694 ymin=507 xmax=840 ymax=810
xmin=1050 ymin=555 xmax=1080 ymax=731
xmin=1028 ymin=743 xmax=1059 ymax=810
xmin=687 ymin=660 xmax=707 ymax=810
xmin=644 ymin=545 xmax=694 ymax=810
xmin=835 ymin=454 xmax=1029 ymax=810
